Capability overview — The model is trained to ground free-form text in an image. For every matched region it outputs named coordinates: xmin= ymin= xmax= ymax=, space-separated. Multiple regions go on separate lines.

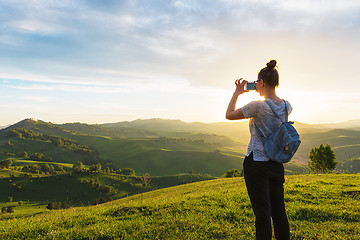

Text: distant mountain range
xmin=313 ymin=119 xmax=360 ymax=130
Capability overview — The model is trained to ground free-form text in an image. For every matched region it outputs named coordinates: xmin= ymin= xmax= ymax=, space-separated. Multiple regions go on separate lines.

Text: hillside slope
xmin=1 ymin=118 xmax=360 ymax=175
xmin=295 ymin=128 xmax=360 ymax=164
xmin=0 ymin=170 xmax=214 ymax=206
xmin=0 ymin=119 xmax=246 ymax=176
xmin=0 ymin=174 xmax=359 ymax=239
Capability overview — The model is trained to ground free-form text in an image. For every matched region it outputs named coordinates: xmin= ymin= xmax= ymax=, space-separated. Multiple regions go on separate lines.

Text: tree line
xmin=8 ymin=128 xmax=97 ymax=155
xmin=7 ymin=128 xmax=103 ymax=165
xmin=72 ymin=161 xmax=136 ymax=176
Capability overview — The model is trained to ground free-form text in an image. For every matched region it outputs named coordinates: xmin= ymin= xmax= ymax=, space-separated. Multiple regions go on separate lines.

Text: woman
xmin=226 ymin=60 xmax=291 ymax=240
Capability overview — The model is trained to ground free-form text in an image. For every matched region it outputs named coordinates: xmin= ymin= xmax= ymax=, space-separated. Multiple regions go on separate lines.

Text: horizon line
xmin=1 ymin=117 xmax=360 ymax=128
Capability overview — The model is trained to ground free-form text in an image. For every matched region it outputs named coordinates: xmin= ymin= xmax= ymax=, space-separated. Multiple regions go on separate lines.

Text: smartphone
xmin=246 ymin=82 xmax=256 ymax=91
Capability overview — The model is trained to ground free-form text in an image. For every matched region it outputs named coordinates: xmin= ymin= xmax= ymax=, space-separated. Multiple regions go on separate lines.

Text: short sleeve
xmin=285 ymin=100 xmax=293 ymax=115
xmin=241 ymin=101 xmax=262 ymax=119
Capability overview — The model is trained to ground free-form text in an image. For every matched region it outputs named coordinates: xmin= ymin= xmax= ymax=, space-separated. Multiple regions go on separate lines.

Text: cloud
xmin=1 ymin=0 xmax=359 ymax=88
xmin=173 ymin=1 xmax=185 ymax=9
xmin=0 ymin=0 xmax=360 ymax=125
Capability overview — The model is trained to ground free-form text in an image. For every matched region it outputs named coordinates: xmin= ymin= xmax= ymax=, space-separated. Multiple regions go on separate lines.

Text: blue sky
xmin=1 ymin=0 xmax=360 ymax=125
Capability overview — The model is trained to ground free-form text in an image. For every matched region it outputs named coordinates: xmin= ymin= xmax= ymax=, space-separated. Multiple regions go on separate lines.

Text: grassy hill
xmin=103 ymin=118 xmax=250 ymax=146
xmin=0 ymin=174 xmax=358 ymax=239
xmin=294 ymin=128 xmax=360 ymax=164
xmin=0 ymin=119 xmax=246 ymax=177
xmin=0 ymin=168 xmax=214 ymax=207
xmin=10 ymin=158 xmax=74 ymax=171
xmin=70 ymin=135 xmax=244 ymax=176
xmin=314 ymin=119 xmax=360 ymax=130
xmin=100 ymin=119 xmax=360 ymax=173
xmin=1 ymin=118 xmax=360 ymax=176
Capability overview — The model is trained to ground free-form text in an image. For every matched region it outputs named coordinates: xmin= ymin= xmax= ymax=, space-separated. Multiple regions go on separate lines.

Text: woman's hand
xmin=234 ymin=78 xmax=249 ymax=96
xmin=226 ymin=78 xmax=248 ymax=120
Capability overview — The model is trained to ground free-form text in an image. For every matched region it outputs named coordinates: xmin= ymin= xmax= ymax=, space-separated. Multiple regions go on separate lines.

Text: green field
xmin=10 ymin=158 xmax=74 ymax=170
xmin=0 ymin=169 xmax=215 ymax=209
xmin=1 ymin=118 xmax=360 ymax=177
xmin=0 ymin=174 xmax=359 ymax=239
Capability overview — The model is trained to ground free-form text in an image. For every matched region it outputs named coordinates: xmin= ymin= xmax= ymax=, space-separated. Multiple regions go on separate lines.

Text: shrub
xmin=72 ymin=161 xmax=85 ymax=173
xmin=46 ymin=202 xmax=71 ymax=210
xmin=1 ymin=207 xmax=7 ymax=214
xmin=6 ymin=206 xmax=14 ymax=213
xmin=0 ymin=159 xmax=13 ymax=169
xmin=94 ymin=197 xmax=113 ymax=205
xmin=61 ymin=202 xmax=71 ymax=209
xmin=222 ymin=168 xmax=244 ymax=178
xmin=118 ymin=168 xmax=135 ymax=176
xmin=1 ymin=206 xmax=14 ymax=214
xmin=29 ymin=153 xmax=45 ymax=161
xmin=141 ymin=173 xmax=151 ymax=188
xmin=54 ymin=165 xmax=65 ymax=173
xmin=22 ymin=164 xmax=41 ymax=174
xmin=89 ymin=164 xmax=102 ymax=172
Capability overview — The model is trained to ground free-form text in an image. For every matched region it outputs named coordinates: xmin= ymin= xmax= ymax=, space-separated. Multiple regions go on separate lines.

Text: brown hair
xmin=258 ymin=60 xmax=279 ymax=88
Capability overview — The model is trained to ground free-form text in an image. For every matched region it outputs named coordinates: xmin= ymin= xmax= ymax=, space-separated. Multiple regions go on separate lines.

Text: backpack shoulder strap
xmin=254 ymin=122 xmax=267 ymax=144
xmin=265 ymin=99 xmax=288 ymax=123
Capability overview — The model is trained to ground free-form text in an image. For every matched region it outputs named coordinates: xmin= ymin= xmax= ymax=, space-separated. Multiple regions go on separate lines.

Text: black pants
xmin=243 ymin=152 xmax=290 ymax=240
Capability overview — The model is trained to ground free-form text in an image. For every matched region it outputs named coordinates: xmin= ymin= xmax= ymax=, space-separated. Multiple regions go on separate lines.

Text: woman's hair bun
xmin=266 ymin=60 xmax=277 ymax=70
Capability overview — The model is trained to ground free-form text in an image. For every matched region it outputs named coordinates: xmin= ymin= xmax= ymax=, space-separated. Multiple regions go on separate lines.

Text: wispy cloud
xmin=0 ymin=0 xmax=359 ymax=124
xmin=1 ymin=0 xmax=359 ymax=87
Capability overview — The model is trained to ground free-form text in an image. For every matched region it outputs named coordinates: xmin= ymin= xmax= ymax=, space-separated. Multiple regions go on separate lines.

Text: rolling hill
xmin=0 ymin=168 xmax=214 ymax=206
xmin=1 ymin=118 xmax=360 ymax=176
xmin=0 ymin=119 xmax=245 ymax=177
xmin=0 ymin=174 xmax=359 ymax=239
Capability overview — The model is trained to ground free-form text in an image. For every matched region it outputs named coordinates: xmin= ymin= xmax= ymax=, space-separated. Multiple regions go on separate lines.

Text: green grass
xmin=10 ymin=158 xmax=74 ymax=170
xmin=71 ymin=135 xmax=244 ymax=176
xmin=0 ymin=174 xmax=358 ymax=239
xmin=1 ymin=121 xmax=245 ymax=177
xmin=0 ymin=169 xmax=45 ymax=178
xmin=3 ymin=118 xmax=360 ymax=177
xmin=0 ymin=136 xmax=86 ymax=164
xmin=297 ymin=129 xmax=360 ymax=162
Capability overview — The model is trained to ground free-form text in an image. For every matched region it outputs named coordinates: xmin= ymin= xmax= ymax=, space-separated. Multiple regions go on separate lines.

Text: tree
xmin=0 ymin=159 xmax=13 ymax=169
xmin=222 ymin=168 xmax=244 ymax=178
xmin=54 ymin=165 xmax=65 ymax=173
xmin=72 ymin=161 xmax=85 ymax=173
xmin=141 ymin=173 xmax=151 ymax=188
xmin=89 ymin=164 xmax=102 ymax=172
xmin=308 ymin=144 xmax=337 ymax=173
xmin=29 ymin=153 xmax=45 ymax=161
xmin=41 ymin=164 xmax=51 ymax=174
xmin=118 ymin=168 xmax=135 ymax=176
xmin=6 ymin=206 xmax=14 ymax=213
xmin=1 ymin=207 xmax=7 ymax=214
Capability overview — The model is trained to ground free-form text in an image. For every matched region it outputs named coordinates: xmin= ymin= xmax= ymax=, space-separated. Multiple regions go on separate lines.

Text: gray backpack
xmin=254 ymin=100 xmax=301 ymax=163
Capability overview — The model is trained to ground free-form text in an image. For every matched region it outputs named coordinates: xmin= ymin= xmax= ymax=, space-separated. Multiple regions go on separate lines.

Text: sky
xmin=0 ymin=0 xmax=360 ymax=126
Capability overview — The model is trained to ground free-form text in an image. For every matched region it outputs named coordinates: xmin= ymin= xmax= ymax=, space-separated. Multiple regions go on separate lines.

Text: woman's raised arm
xmin=226 ymin=79 xmax=248 ymax=120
